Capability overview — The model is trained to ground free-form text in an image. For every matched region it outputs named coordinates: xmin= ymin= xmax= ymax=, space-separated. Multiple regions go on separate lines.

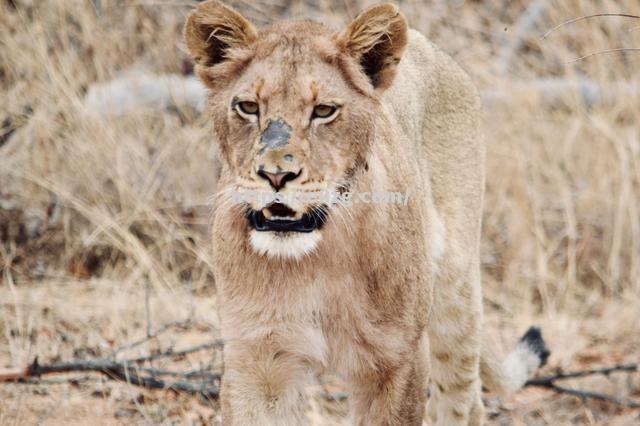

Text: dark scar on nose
xmin=260 ymin=118 xmax=292 ymax=151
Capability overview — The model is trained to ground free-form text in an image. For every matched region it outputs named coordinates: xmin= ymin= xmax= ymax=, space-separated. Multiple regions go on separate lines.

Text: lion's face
xmin=185 ymin=1 xmax=408 ymax=259
xmin=209 ymin=29 xmax=379 ymax=258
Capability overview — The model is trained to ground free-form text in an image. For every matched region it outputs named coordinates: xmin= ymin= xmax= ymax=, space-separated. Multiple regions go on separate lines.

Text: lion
xmin=184 ymin=1 xmax=550 ymax=425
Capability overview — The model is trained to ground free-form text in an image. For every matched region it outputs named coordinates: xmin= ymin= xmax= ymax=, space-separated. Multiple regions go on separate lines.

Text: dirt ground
xmin=1 ymin=0 xmax=639 ymax=424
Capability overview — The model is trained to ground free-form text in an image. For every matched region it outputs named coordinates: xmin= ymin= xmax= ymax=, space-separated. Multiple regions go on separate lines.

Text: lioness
xmin=184 ymin=1 xmax=549 ymax=424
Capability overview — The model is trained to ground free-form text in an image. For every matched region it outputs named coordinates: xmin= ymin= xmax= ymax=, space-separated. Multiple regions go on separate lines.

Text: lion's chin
xmin=249 ymin=230 xmax=321 ymax=260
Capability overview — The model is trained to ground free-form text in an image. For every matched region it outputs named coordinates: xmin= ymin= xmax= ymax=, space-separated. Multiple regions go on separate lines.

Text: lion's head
xmin=185 ymin=1 xmax=408 ymax=259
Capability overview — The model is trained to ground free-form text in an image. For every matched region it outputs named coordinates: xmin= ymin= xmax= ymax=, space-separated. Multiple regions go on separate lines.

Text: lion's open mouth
xmin=246 ymin=203 xmax=328 ymax=233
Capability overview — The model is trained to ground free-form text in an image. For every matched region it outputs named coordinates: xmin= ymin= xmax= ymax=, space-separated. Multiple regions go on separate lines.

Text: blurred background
xmin=1 ymin=0 xmax=639 ymax=424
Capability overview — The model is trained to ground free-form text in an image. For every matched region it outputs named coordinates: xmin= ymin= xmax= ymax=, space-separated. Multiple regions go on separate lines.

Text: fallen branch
xmin=84 ymin=73 xmax=640 ymax=117
xmin=480 ymin=77 xmax=640 ymax=107
xmin=526 ymin=363 xmax=640 ymax=409
xmin=1 ymin=343 xmax=638 ymax=409
xmin=526 ymin=363 xmax=638 ymax=385
xmin=544 ymin=382 xmax=640 ymax=409
xmin=0 ymin=341 xmax=224 ymax=399
xmin=83 ymin=72 xmax=207 ymax=116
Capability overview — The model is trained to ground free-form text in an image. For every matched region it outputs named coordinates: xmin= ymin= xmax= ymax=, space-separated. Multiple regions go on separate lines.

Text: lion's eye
xmin=236 ymin=101 xmax=259 ymax=116
xmin=312 ymin=104 xmax=338 ymax=120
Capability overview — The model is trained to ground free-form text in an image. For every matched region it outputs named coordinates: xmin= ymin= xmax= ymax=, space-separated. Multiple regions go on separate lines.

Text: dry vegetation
xmin=1 ymin=0 xmax=639 ymax=424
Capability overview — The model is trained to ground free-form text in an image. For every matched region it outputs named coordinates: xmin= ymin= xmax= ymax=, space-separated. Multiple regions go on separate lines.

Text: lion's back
xmin=385 ymin=29 xmax=485 ymax=250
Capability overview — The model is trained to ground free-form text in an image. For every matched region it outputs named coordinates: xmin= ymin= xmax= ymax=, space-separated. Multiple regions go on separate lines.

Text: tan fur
xmin=185 ymin=2 xmax=542 ymax=425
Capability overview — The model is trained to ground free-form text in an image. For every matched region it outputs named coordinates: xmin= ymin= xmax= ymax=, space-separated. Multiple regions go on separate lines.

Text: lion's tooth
xmin=271 ymin=216 xmax=295 ymax=221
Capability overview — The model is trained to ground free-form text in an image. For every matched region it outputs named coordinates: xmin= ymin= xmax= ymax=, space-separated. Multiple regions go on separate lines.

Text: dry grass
xmin=1 ymin=0 xmax=639 ymax=424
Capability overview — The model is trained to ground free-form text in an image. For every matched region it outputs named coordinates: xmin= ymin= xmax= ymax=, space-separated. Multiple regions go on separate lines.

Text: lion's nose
xmin=257 ymin=169 xmax=300 ymax=191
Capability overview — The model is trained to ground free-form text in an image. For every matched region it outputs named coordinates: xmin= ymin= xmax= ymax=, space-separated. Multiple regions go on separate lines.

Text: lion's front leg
xmin=220 ymin=339 xmax=313 ymax=426
xmin=348 ymin=336 xmax=429 ymax=426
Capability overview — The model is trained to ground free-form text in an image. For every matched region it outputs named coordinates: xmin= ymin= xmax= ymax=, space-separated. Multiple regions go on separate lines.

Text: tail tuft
xmin=519 ymin=326 xmax=551 ymax=368
xmin=480 ymin=326 xmax=551 ymax=395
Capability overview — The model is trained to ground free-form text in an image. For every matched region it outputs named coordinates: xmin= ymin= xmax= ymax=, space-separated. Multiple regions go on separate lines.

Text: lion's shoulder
xmin=386 ymin=29 xmax=481 ymax=119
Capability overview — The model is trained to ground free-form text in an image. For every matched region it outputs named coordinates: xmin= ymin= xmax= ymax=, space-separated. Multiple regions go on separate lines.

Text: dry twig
xmin=541 ymin=13 xmax=640 ymax=39
xmin=540 ymin=13 xmax=640 ymax=63
xmin=111 ymin=319 xmax=193 ymax=358
xmin=568 ymin=48 xmax=640 ymax=63
xmin=129 ymin=340 xmax=223 ymax=363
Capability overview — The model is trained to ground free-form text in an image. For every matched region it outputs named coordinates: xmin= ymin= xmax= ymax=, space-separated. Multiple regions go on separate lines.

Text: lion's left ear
xmin=337 ymin=3 xmax=408 ymax=90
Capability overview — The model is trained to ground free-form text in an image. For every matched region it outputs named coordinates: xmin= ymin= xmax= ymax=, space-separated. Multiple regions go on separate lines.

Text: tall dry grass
xmin=1 ymin=0 xmax=639 ymax=424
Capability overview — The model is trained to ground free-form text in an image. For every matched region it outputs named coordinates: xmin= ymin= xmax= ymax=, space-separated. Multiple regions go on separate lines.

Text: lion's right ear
xmin=338 ymin=3 xmax=408 ymax=91
xmin=184 ymin=0 xmax=257 ymax=67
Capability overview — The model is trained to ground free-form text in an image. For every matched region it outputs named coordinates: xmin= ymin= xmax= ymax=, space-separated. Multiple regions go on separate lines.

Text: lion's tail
xmin=480 ymin=326 xmax=550 ymax=395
